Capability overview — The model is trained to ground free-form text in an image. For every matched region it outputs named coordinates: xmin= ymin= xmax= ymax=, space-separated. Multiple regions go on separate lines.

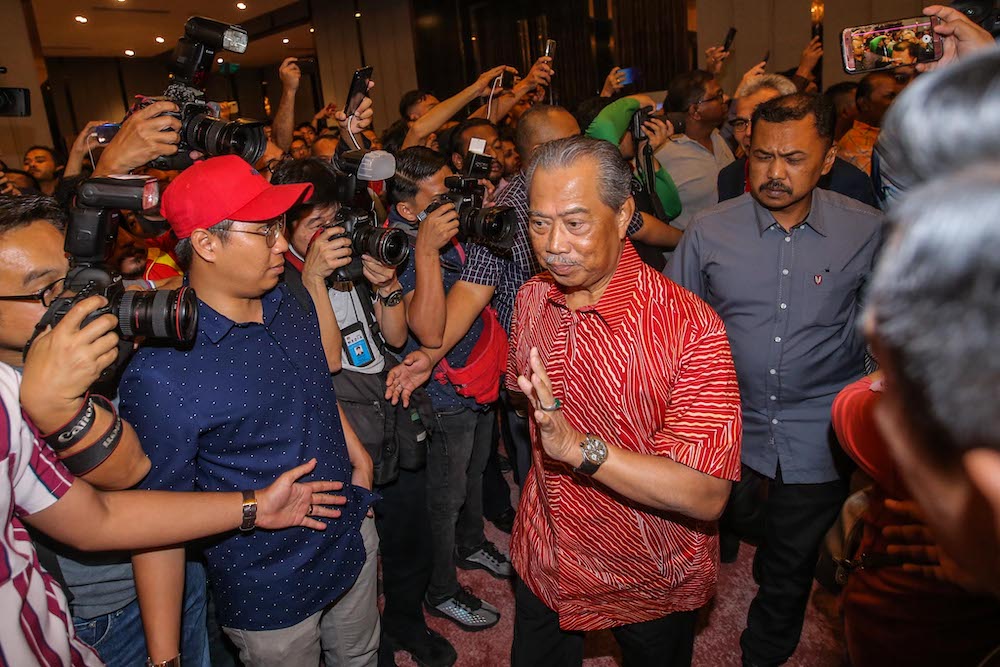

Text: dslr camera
xmin=129 ymin=16 xmax=266 ymax=170
xmin=328 ymin=149 xmax=410 ymax=282
xmin=421 ymin=175 xmax=517 ymax=250
xmin=25 ymin=177 xmax=198 ymax=389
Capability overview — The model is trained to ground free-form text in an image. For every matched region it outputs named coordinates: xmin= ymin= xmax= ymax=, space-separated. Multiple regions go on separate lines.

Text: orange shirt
xmin=506 ymin=242 xmax=742 ymax=631
xmin=837 ymin=120 xmax=880 ymax=176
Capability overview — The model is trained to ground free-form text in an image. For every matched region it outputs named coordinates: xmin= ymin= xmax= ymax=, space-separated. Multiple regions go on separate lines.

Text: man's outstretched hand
xmin=255 ymin=458 xmax=349 ymax=530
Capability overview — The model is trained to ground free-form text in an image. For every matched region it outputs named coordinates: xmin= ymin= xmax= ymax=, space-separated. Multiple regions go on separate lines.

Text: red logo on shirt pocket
xmin=814 ymin=274 xmax=823 ymax=285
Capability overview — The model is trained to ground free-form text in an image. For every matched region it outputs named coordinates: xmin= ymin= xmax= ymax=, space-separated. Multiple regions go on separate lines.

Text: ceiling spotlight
xmin=217 ymin=57 xmax=224 ymax=64
xmin=124 ymin=49 xmax=135 ymax=57
xmin=155 ymin=36 xmax=165 ymax=43
xmin=74 ymin=15 xmax=88 ymax=23
xmin=309 ymin=27 xmax=315 ymax=33
xmin=236 ymin=2 xmax=247 ymax=9
xmin=354 ymin=12 xmax=362 ymax=18
xmin=471 ymin=36 xmax=478 ymax=41
xmin=282 ymin=38 xmax=290 ymax=44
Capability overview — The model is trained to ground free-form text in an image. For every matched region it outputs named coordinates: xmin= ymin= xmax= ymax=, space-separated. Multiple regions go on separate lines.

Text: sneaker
xmin=384 ymin=628 xmax=457 ymax=667
xmin=457 ymin=540 xmax=514 ymax=579
xmin=424 ymin=588 xmax=500 ymax=631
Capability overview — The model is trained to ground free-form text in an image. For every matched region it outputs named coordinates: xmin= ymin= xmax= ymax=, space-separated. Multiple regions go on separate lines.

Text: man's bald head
xmin=515 ymin=105 xmax=580 ymax=167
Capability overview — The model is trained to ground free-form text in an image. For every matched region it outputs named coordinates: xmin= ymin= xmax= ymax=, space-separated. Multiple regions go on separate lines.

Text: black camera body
xmin=25 ymin=177 xmax=198 ymax=391
xmin=330 ymin=208 xmax=410 ymax=282
xmin=424 ymin=176 xmax=516 ymax=250
xmin=631 ymin=105 xmax=651 ymax=142
xmin=128 ymin=17 xmax=266 ymax=170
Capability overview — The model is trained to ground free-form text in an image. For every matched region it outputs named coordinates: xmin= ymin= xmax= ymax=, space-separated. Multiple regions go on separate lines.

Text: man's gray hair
xmin=874 ymin=47 xmax=1000 ymax=208
xmin=526 ymin=135 xmax=633 ymax=211
xmin=734 ymin=74 xmax=797 ymax=100
xmin=869 ymin=163 xmax=1000 ymax=454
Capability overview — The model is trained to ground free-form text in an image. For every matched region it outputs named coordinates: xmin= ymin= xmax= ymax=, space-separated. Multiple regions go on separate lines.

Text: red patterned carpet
xmin=389 ymin=520 xmax=846 ymax=667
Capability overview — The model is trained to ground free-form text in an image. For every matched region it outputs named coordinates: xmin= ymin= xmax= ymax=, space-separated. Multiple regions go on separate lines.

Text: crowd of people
xmin=2 ymin=3 xmax=1000 ymax=667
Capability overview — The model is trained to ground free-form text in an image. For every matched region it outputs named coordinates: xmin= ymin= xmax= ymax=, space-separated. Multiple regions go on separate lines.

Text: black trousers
xmin=511 ymin=579 xmax=698 ymax=667
xmin=482 ymin=407 xmax=514 ymax=521
xmin=374 ymin=465 xmax=433 ymax=641
xmin=739 ymin=466 xmax=849 ymax=666
xmin=500 ymin=389 xmax=533 ymax=488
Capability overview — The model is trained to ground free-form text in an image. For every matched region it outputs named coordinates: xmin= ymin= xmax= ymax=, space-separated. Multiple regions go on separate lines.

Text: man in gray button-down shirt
xmin=667 ymin=93 xmax=883 ymax=666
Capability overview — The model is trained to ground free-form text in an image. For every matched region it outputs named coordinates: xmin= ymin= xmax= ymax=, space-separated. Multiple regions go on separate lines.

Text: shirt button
xmin=774 ymin=336 xmax=782 ymax=343
xmin=784 ymin=236 xmax=791 ymax=243
xmin=782 ymin=269 xmax=789 ymax=276
xmin=772 ymin=418 xmax=779 ymax=424
xmin=769 ymin=368 xmax=777 ymax=375
xmin=779 ymin=303 xmax=787 ymax=309
xmin=770 ymin=395 xmax=777 ymax=401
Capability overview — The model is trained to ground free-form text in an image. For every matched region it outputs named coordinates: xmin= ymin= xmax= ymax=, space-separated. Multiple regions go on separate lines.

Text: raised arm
xmin=274 ymin=58 xmax=302 ymax=151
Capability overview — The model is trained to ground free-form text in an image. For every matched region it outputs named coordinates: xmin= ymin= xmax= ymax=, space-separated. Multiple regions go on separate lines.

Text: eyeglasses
xmin=228 ymin=217 xmax=286 ymax=248
xmin=728 ymin=118 xmax=751 ymax=132
xmin=262 ymin=155 xmax=292 ymax=175
xmin=697 ymin=91 xmax=726 ymax=105
xmin=0 ymin=276 xmax=67 ymax=307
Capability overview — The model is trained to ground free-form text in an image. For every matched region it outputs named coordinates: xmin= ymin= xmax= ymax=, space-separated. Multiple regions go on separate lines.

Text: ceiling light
xmin=155 ymin=36 xmax=165 ymax=44
xmin=309 ymin=27 xmax=314 ymax=33
xmin=236 ymin=2 xmax=247 ymax=9
xmin=124 ymin=49 xmax=135 ymax=57
xmin=355 ymin=12 xmax=362 ymax=18
xmin=217 ymin=57 xmax=224 ymax=64
xmin=74 ymin=15 xmax=88 ymax=23
xmin=282 ymin=38 xmax=290 ymax=44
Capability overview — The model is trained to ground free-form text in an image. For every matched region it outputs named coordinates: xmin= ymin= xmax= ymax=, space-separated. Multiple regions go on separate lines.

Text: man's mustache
xmin=759 ymin=180 xmax=792 ymax=194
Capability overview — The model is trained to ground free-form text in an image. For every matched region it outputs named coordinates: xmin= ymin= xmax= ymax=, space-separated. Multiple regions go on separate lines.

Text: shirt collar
xmin=199 ymin=286 xmax=284 ymax=345
xmin=751 ymin=191 xmax=827 ymax=237
xmin=850 ymin=119 xmax=879 ymax=135
xmin=545 ymin=241 xmax=644 ymax=330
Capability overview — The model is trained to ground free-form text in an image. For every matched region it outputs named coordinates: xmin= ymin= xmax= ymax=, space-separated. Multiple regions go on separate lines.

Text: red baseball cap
xmin=161 ymin=155 xmax=313 ymax=239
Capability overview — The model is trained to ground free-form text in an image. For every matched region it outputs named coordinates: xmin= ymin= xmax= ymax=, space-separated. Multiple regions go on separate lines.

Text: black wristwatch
xmin=379 ymin=288 xmax=404 ymax=307
xmin=573 ymin=434 xmax=608 ymax=476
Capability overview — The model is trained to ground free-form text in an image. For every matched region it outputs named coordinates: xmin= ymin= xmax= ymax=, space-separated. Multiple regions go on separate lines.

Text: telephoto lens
xmin=115 ymin=284 xmax=199 ymax=342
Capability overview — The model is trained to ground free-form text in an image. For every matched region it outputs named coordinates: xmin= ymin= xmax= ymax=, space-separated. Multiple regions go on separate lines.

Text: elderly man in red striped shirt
xmin=507 ymin=135 xmax=742 ymax=667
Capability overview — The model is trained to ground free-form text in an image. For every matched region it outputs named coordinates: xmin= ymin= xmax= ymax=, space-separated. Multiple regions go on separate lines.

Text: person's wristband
xmin=59 ymin=399 xmax=125 ymax=475
xmin=145 ymin=654 xmax=180 ymax=667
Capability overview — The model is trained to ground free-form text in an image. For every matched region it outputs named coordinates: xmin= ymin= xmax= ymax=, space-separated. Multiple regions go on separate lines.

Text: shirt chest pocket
xmin=799 ymin=271 xmax=862 ymax=327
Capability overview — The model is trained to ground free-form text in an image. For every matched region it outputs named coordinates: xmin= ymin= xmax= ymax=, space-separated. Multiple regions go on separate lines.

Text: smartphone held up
xmin=841 ymin=15 xmax=944 ymax=74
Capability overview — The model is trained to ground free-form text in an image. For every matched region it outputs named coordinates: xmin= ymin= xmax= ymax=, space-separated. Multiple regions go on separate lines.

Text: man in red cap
xmin=119 ymin=155 xmax=381 ymax=667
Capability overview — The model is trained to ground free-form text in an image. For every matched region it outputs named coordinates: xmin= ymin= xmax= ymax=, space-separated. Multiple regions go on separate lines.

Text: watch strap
xmin=573 ymin=456 xmax=601 ymax=476
xmin=240 ymin=490 xmax=257 ymax=532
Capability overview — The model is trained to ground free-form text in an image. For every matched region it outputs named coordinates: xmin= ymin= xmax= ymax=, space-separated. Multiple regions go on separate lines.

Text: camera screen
xmin=844 ymin=17 xmax=939 ymax=73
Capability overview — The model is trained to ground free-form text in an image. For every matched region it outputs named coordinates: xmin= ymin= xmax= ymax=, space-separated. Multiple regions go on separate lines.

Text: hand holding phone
xmin=345 ymin=66 xmax=374 ymax=116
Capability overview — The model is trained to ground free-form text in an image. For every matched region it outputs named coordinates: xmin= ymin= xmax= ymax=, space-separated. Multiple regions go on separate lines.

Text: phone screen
xmin=544 ymin=39 xmax=557 ymax=59
xmin=345 ymin=65 xmax=374 ymax=116
xmin=620 ymin=67 xmax=636 ymax=85
xmin=841 ymin=16 xmax=942 ymax=74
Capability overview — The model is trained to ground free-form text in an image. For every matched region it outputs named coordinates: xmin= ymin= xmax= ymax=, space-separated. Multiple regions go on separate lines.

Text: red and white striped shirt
xmin=0 ymin=364 xmax=102 ymax=666
xmin=507 ymin=241 xmax=742 ymax=631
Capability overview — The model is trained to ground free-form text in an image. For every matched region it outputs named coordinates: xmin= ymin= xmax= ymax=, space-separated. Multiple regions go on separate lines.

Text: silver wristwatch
xmin=573 ymin=434 xmax=608 ymax=476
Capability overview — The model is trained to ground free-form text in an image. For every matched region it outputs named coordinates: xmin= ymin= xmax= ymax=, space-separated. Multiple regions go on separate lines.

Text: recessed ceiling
xmin=32 ymin=0 xmax=315 ymax=67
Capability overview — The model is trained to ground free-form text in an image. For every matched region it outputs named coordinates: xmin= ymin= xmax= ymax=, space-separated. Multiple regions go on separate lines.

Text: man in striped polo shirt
xmin=507 ymin=135 xmax=742 ymax=666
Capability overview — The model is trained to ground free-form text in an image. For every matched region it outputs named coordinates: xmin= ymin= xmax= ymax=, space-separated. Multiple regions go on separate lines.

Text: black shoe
xmin=385 ymin=628 xmax=458 ymax=667
xmin=488 ymin=507 xmax=516 ymax=534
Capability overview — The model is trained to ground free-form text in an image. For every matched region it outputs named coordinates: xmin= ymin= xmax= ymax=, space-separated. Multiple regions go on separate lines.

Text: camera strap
xmin=352 ymin=281 xmax=388 ymax=353
xmin=639 ymin=143 xmax=667 ymax=221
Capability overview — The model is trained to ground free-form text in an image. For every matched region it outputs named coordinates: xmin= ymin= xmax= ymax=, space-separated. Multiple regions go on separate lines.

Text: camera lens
xmin=186 ymin=113 xmax=266 ymax=166
xmin=354 ymin=226 xmax=410 ymax=267
xmin=117 ymin=285 xmax=198 ymax=342
xmin=374 ymin=228 xmax=410 ymax=267
xmin=462 ymin=206 xmax=516 ymax=248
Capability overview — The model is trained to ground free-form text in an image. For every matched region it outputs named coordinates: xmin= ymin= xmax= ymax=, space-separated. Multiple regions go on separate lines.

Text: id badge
xmin=342 ymin=322 xmax=375 ymax=367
